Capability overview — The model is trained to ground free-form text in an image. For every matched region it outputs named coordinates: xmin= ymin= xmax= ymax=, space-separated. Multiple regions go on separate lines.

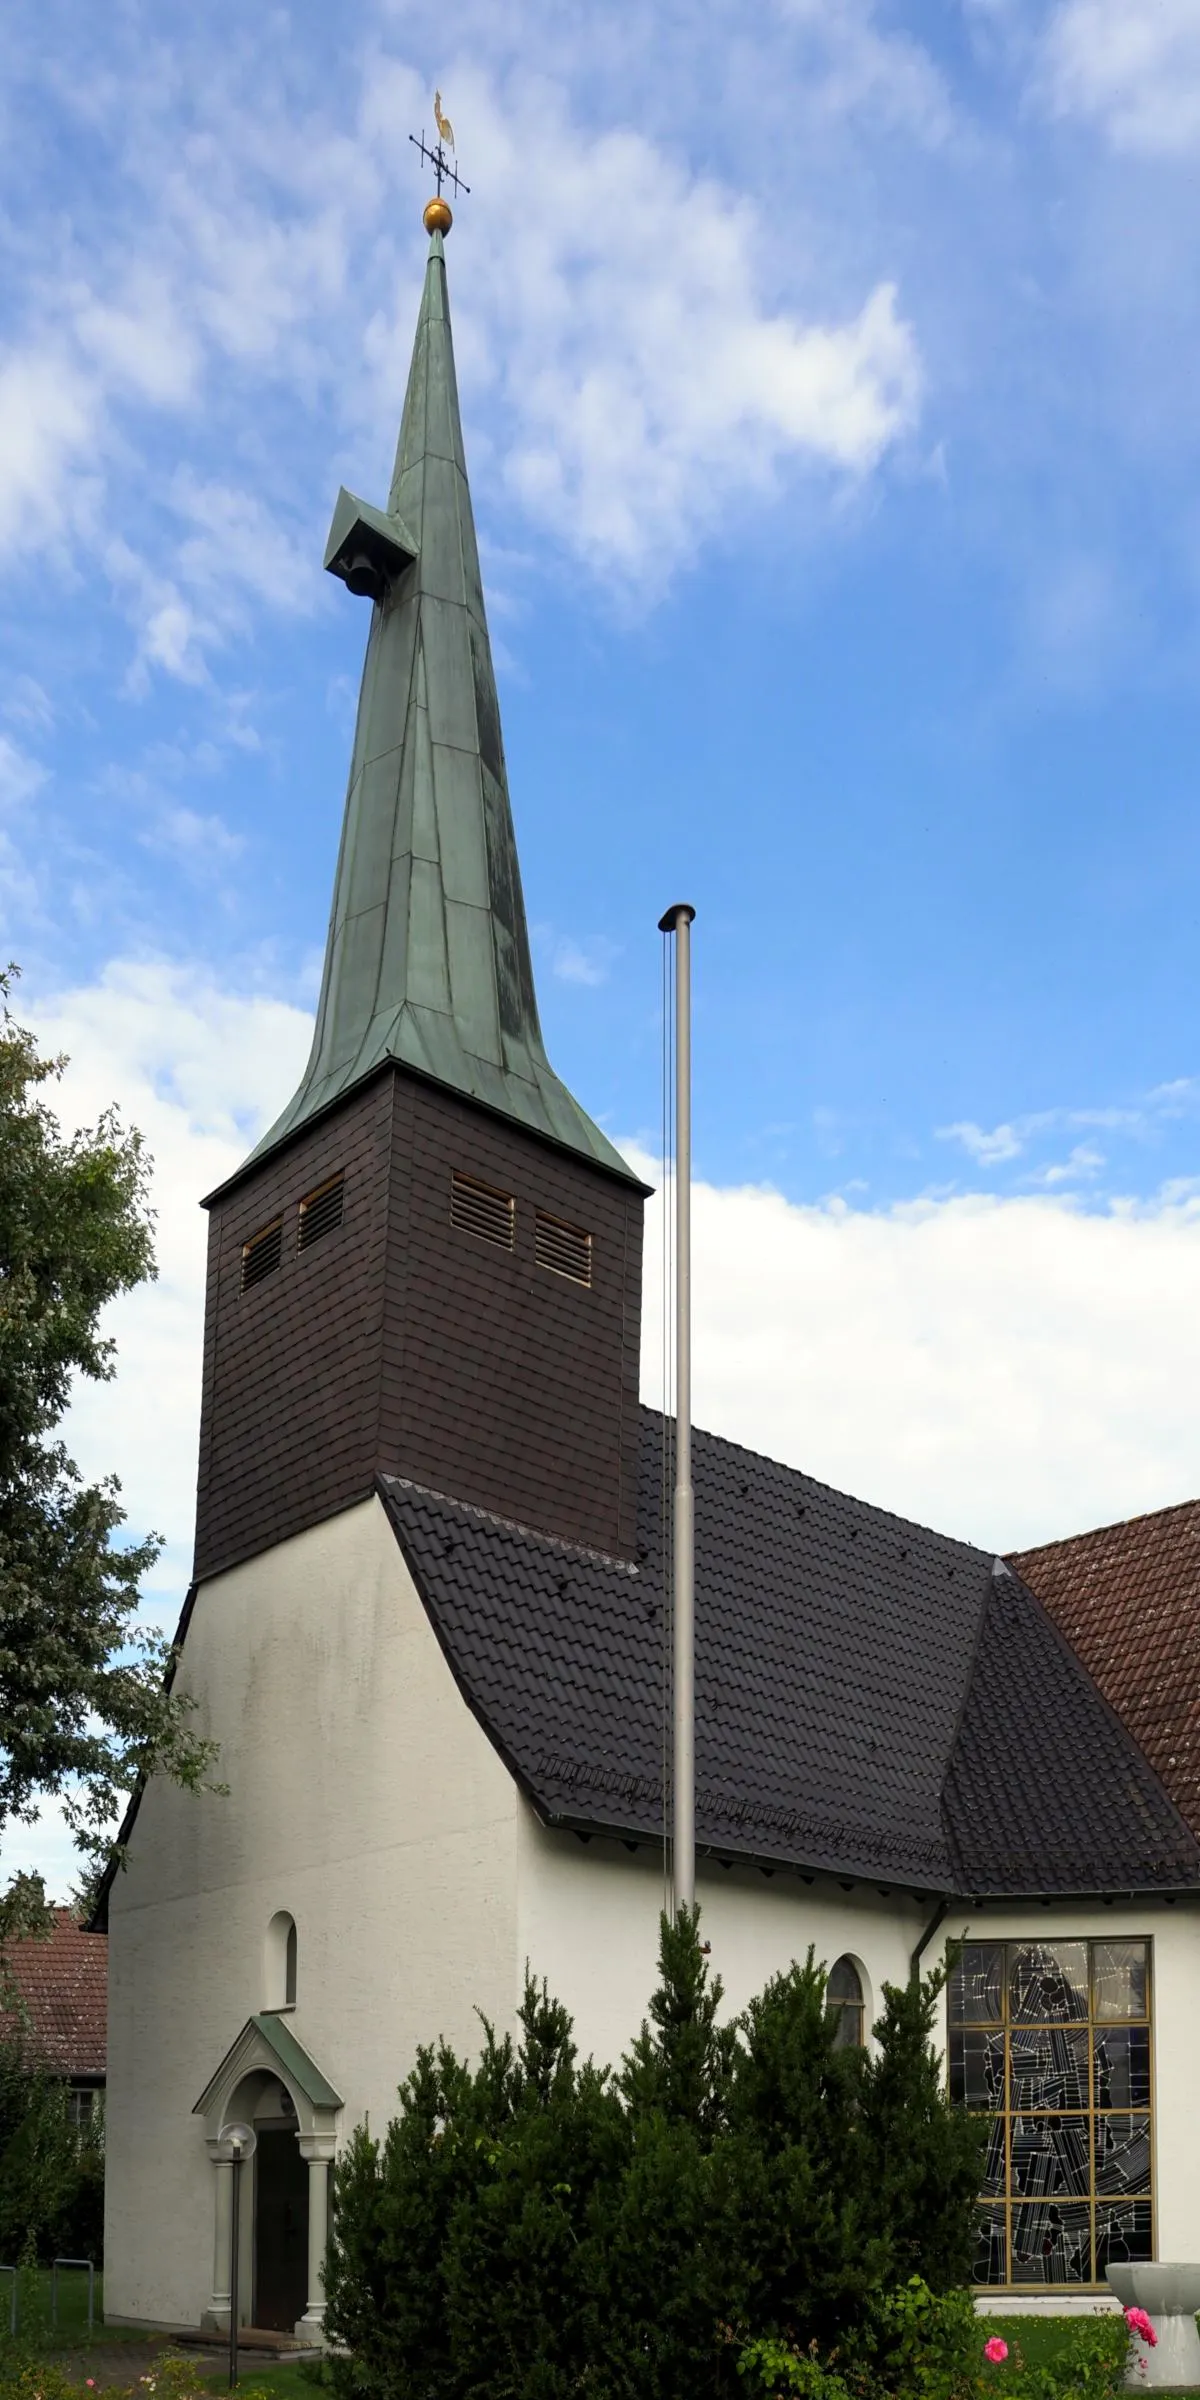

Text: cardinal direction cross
xmin=409 ymin=129 xmax=470 ymax=203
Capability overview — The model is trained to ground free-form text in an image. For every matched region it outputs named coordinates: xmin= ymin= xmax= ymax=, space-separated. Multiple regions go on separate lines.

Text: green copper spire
xmin=251 ymin=227 xmax=634 ymax=1182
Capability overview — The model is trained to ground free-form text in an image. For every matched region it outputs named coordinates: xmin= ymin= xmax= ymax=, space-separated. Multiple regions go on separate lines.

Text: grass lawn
xmin=0 ymin=2268 xmax=120 ymax=2348
xmin=978 ymin=2315 xmax=1118 ymax=2368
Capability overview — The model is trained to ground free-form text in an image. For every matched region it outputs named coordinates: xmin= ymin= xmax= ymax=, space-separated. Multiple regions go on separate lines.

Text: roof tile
xmin=381 ymin=1412 xmax=1200 ymax=1895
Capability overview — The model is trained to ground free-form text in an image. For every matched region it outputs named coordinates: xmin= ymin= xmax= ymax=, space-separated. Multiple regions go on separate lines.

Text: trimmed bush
xmin=325 ymin=1910 xmax=984 ymax=2400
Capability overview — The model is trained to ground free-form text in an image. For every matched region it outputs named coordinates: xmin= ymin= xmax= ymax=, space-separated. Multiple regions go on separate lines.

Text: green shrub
xmin=0 ymin=2041 xmax=103 ymax=2266
xmin=327 ymin=1910 xmax=985 ymax=2400
xmin=741 ymin=2284 xmax=1129 ymax=2400
xmin=739 ymin=2332 xmax=857 ymax=2400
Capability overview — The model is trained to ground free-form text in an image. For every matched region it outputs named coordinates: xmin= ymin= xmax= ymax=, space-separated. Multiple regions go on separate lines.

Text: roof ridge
xmin=637 ymin=1402 xmax=988 ymax=1558
xmin=1011 ymin=1493 xmax=1200 ymax=1560
xmin=944 ymin=1558 xmax=1200 ymax=1893
xmin=376 ymin=1473 xmax=640 ymax=1575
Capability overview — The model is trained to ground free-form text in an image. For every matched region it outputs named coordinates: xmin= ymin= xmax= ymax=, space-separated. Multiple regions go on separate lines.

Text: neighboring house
xmin=1013 ymin=1504 xmax=1200 ymax=1841
xmin=1 ymin=1909 xmax=107 ymax=2124
xmin=97 ymin=200 xmax=1200 ymax=2339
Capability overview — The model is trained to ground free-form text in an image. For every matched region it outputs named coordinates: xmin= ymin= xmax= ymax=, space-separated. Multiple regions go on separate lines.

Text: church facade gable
xmin=104 ymin=1494 xmax=527 ymax=2332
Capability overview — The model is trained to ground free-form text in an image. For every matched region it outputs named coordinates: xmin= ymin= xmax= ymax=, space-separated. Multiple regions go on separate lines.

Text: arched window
xmin=827 ymin=1955 xmax=865 ymax=2049
xmin=265 ymin=1912 xmax=297 ymax=2010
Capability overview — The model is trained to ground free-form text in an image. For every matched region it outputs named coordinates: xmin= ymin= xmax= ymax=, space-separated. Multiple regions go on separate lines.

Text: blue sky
xmin=7 ymin=0 xmax=1200 ymax=1888
xmin=5 ymin=0 xmax=1200 ymax=1208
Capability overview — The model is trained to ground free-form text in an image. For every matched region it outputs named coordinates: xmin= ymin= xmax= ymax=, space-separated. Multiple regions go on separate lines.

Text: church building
xmin=100 ymin=195 xmax=1200 ymax=2336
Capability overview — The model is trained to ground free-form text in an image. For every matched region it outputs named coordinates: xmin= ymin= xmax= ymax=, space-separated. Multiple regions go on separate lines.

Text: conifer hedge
xmin=325 ymin=1910 xmax=983 ymax=2400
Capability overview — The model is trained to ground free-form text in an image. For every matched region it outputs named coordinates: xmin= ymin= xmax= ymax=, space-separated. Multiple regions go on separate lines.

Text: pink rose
xmin=1125 ymin=2308 xmax=1158 ymax=2348
xmin=984 ymin=2337 xmax=1009 ymax=2363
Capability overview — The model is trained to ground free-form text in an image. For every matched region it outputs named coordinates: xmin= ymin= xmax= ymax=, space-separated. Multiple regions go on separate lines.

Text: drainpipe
xmin=911 ymin=1895 xmax=950 ymax=1984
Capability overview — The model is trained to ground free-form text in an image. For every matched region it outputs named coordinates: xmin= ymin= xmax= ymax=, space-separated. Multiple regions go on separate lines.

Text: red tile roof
xmin=1011 ymin=1499 xmax=1200 ymax=1842
xmin=0 ymin=1909 xmax=107 ymax=2078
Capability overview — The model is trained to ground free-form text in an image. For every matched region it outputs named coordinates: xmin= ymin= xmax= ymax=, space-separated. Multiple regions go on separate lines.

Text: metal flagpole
xmin=658 ymin=902 xmax=696 ymax=1912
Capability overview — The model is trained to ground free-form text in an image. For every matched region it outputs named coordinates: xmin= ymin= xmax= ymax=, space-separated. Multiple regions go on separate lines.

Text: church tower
xmin=195 ymin=214 xmax=646 ymax=1574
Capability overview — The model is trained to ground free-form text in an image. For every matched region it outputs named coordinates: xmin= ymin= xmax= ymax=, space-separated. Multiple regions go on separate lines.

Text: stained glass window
xmin=949 ymin=1939 xmax=1152 ymax=2287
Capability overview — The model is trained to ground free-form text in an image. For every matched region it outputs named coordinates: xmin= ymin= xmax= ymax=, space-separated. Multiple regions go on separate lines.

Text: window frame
xmin=948 ymin=1936 xmax=1154 ymax=2291
xmin=827 ymin=1954 xmax=866 ymax=2051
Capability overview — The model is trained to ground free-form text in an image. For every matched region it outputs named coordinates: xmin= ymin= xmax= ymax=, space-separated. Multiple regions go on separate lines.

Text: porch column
xmin=296 ymin=2133 xmax=336 ymax=2342
xmin=204 ymin=2143 xmax=233 ymax=2330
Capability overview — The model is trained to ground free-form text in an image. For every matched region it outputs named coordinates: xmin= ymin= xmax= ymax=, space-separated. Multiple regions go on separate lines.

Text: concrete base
xmin=1107 ymin=2265 xmax=1200 ymax=2392
xmin=976 ymin=2294 xmax=1121 ymax=2316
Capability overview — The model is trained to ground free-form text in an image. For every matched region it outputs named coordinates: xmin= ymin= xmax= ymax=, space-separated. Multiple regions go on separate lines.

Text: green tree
xmin=0 ymin=2028 xmax=103 ymax=2262
xmin=0 ymin=969 xmax=218 ymax=1936
xmin=728 ymin=1952 xmax=886 ymax=2352
xmin=592 ymin=1909 xmax=742 ymax=2400
xmin=443 ymin=1981 xmax=626 ymax=2400
xmin=326 ymin=1918 xmax=986 ymax=2400
xmin=858 ymin=1968 xmax=985 ymax=2294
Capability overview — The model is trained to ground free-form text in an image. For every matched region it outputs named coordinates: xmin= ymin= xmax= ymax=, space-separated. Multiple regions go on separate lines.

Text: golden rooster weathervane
xmin=409 ymin=93 xmax=470 ymax=236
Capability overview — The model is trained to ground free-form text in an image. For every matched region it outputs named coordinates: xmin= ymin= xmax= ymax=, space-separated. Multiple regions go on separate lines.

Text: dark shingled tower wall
xmin=193 ymin=224 xmax=645 ymax=1578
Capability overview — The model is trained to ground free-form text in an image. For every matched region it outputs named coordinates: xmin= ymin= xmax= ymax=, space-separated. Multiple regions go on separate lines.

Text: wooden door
xmin=254 ymin=2129 xmax=308 ymax=2331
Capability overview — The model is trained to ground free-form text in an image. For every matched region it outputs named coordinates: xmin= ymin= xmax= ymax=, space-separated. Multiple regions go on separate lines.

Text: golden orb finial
xmin=423 ymin=196 xmax=453 ymax=236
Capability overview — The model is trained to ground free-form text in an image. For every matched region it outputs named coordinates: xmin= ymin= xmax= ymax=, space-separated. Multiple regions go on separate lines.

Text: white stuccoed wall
xmin=516 ymin=1813 xmax=928 ymax=2062
xmin=105 ymin=1490 xmax=1200 ymax=2326
xmin=105 ymin=1497 xmax=524 ymax=2329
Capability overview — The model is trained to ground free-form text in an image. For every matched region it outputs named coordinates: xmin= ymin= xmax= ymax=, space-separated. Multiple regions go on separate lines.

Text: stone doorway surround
xmin=194 ymin=2012 xmax=342 ymax=2343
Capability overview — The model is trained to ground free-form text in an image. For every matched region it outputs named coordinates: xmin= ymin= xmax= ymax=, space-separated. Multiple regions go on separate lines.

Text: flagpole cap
xmin=424 ymin=196 xmax=453 ymax=235
xmin=657 ymin=902 xmax=696 ymax=932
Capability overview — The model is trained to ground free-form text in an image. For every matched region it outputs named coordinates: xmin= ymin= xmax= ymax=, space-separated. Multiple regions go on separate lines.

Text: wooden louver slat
xmin=298 ymin=1172 xmax=345 ymax=1252
xmin=535 ymin=1210 xmax=592 ymax=1287
xmin=451 ymin=1170 xmax=515 ymax=1250
xmin=241 ymin=1218 xmax=283 ymax=1292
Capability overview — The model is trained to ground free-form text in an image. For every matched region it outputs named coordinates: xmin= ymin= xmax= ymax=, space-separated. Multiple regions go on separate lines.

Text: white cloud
xmin=551 ymin=935 xmax=616 ymax=987
xmin=1035 ymin=1141 xmax=1105 ymax=1186
xmin=937 ymin=1086 xmax=1193 ymax=1185
xmin=777 ymin=0 xmax=957 ymax=146
xmin=0 ymin=1790 xmax=86 ymax=1904
xmin=0 ymin=40 xmax=925 ymax=645
xmin=1040 ymin=0 xmax=1200 ymax=154
xmin=23 ymin=960 xmax=1200 ymax=1582
xmin=8 ymin=963 xmax=1200 ymax=1887
xmin=940 ymin=1117 xmax=1024 ymax=1164
xmin=25 ymin=961 xmax=313 ymax=1594
xmin=0 ymin=733 xmax=49 ymax=914
xmin=633 ymin=1147 xmax=1200 ymax=1557
xmin=0 ymin=732 xmax=47 ymax=811
xmin=431 ymin=77 xmax=924 ymax=585
xmin=0 ymin=346 xmax=98 ymax=555
xmin=141 ymin=804 xmax=245 ymax=872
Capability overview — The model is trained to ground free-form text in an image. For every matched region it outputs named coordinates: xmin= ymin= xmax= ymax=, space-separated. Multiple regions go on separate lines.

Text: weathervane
xmin=409 ymin=91 xmax=470 ymax=235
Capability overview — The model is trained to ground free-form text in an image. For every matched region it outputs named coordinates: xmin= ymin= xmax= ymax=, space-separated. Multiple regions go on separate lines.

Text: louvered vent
xmin=298 ymin=1172 xmax=345 ymax=1252
xmin=535 ymin=1211 xmax=593 ymax=1287
xmin=451 ymin=1171 xmax=515 ymax=1250
xmin=241 ymin=1218 xmax=283 ymax=1293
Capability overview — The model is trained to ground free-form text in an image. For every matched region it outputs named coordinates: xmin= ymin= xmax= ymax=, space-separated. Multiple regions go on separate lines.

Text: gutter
xmin=911 ymin=1894 xmax=950 ymax=1983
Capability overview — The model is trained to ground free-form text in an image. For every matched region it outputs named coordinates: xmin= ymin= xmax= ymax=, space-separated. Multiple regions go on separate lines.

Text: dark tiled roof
xmin=0 ymin=1910 xmax=107 ymax=2077
xmin=381 ymin=1412 xmax=1200 ymax=1898
xmin=1011 ymin=1500 xmax=1200 ymax=1841
xmin=944 ymin=1563 xmax=1197 ymax=1892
